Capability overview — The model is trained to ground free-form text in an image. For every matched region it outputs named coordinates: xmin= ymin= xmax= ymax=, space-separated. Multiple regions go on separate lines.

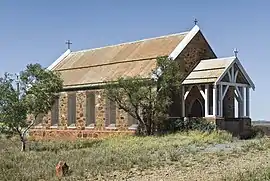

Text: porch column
xmin=238 ymin=87 xmax=244 ymax=117
xmin=219 ymin=85 xmax=223 ymax=117
xmin=246 ymin=87 xmax=250 ymax=117
xmin=243 ymin=87 xmax=247 ymax=116
xmin=182 ymin=86 xmax=185 ymax=117
xmin=205 ymin=85 xmax=209 ymax=116
xmin=213 ymin=85 xmax=217 ymax=116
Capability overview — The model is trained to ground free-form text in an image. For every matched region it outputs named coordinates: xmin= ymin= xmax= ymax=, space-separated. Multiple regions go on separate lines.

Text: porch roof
xmin=182 ymin=57 xmax=235 ymax=84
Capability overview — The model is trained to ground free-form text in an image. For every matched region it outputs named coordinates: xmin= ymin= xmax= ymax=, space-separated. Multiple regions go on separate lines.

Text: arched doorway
xmin=189 ymin=99 xmax=203 ymax=117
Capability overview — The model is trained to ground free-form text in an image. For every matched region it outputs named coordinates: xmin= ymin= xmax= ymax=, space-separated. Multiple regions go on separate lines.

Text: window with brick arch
xmin=105 ymin=97 xmax=116 ymax=127
xmin=67 ymin=93 xmax=76 ymax=126
xmin=51 ymin=96 xmax=59 ymax=126
xmin=86 ymin=92 xmax=96 ymax=127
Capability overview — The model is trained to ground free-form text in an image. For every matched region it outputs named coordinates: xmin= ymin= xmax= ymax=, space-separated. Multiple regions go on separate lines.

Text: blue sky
xmin=0 ymin=0 xmax=269 ymax=120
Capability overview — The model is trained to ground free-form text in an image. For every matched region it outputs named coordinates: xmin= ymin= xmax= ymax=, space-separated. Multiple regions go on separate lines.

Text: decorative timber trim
xmin=184 ymin=85 xmax=194 ymax=100
xmin=215 ymin=57 xmax=255 ymax=90
xmin=221 ymin=85 xmax=229 ymax=100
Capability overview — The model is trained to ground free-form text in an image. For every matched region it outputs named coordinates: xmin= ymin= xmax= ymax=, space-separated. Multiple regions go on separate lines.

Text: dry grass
xmin=0 ymin=131 xmax=270 ymax=181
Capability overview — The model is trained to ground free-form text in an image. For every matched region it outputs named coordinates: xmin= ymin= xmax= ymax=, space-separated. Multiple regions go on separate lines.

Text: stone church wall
xmin=30 ymin=89 xmax=134 ymax=140
xmin=169 ymin=31 xmax=216 ymax=117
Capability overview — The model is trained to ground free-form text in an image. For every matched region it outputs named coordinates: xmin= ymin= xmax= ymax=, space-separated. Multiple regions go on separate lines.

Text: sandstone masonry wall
xmin=170 ymin=31 xmax=216 ymax=117
xmin=31 ymin=89 xmax=132 ymax=131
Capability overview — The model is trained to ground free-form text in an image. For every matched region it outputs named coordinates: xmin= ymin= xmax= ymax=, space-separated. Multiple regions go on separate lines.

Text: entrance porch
xmin=181 ymin=56 xmax=255 ymax=135
xmin=182 ymin=83 xmax=251 ymax=118
xmin=182 ymin=56 xmax=255 ymax=119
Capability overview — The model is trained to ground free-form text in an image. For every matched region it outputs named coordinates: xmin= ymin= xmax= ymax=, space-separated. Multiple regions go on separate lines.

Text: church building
xmin=30 ymin=24 xmax=255 ymax=139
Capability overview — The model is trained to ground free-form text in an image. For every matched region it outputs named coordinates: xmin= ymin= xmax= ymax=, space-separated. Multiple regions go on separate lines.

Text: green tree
xmin=0 ymin=64 xmax=63 ymax=151
xmin=105 ymin=56 xmax=184 ymax=135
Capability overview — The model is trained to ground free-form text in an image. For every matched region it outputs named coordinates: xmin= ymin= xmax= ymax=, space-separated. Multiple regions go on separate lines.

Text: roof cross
xmin=234 ymin=48 xmax=239 ymax=57
xmin=65 ymin=40 xmax=72 ymax=50
xmin=194 ymin=19 xmax=198 ymax=25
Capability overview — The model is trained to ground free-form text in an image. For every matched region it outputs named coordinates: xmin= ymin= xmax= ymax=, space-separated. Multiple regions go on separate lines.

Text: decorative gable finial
xmin=65 ymin=40 xmax=72 ymax=50
xmin=234 ymin=48 xmax=239 ymax=57
xmin=194 ymin=18 xmax=198 ymax=25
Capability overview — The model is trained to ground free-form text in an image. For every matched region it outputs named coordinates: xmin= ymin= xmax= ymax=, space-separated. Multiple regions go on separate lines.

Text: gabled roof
xmin=48 ymin=25 xmax=201 ymax=89
xmin=182 ymin=56 xmax=255 ymax=90
xmin=183 ymin=57 xmax=234 ymax=84
xmin=54 ymin=32 xmax=187 ymax=88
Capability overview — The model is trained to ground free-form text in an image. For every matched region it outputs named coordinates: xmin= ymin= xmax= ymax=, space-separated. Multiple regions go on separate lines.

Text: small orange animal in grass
xmin=56 ymin=161 xmax=69 ymax=178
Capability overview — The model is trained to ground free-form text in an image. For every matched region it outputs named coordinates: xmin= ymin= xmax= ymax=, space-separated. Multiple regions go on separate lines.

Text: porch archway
xmin=188 ymin=99 xmax=204 ymax=117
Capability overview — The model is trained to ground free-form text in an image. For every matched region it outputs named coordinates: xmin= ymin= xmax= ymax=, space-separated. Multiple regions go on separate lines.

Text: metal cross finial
xmin=194 ymin=18 xmax=198 ymax=25
xmin=234 ymin=48 xmax=239 ymax=57
xmin=65 ymin=40 xmax=72 ymax=50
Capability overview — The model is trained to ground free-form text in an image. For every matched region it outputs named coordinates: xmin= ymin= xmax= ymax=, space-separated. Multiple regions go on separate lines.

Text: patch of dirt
xmin=87 ymin=140 xmax=270 ymax=181
xmin=122 ymin=150 xmax=270 ymax=181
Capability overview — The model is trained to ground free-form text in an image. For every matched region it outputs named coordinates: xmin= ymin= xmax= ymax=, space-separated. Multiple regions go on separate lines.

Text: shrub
xmin=238 ymin=126 xmax=265 ymax=140
xmin=161 ymin=117 xmax=216 ymax=134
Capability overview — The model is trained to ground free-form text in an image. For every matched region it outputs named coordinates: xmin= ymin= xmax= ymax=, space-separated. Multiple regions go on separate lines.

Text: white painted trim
xmin=243 ymin=87 xmax=247 ymax=116
xmin=227 ymin=69 xmax=232 ymax=82
xmin=234 ymin=70 xmax=239 ymax=82
xmin=231 ymin=64 xmax=235 ymax=82
xmin=214 ymin=56 xmax=235 ymax=85
xmin=49 ymin=125 xmax=58 ymax=129
xmin=169 ymin=25 xmax=200 ymax=60
xmin=234 ymin=58 xmax=255 ymax=90
xmin=204 ymin=85 xmax=209 ymax=116
xmin=220 ymin=82 xmax=249 ymax=87
xmin=128 ymin=124 xmax=138 ymax=130
xmin=67 ymin=126 xmax=76 ymax=129
xmin=105 ymin=125 xmax=117 ymax=130
xmin=235 ymin=86 xmax=243 ymax=101
xmin=154 ymin=25 xmax=200 ymax=78
xmin=221 ymin=85 xmax=229 ymax=100
xmin=246 ymin=88 xmax=250 ymax=117
xmin=197 ymin=85 xmax=206 ymax=100
xmin=215 ymin=57 xmax=255 ymax=90
xmin=47 ymin=49 xmax=71 ymax=70
xmin=184 ymin=85 xmax=194 ymax=100
xmin=213 ymin=85 xmax=217 ymax=116
xmin=234 ymin=90 xmax=240 ymax=101
xmin=219 ymin=85 xmax=223 ymax=116
xmin=85 ymin=123 xmax=95 ymax=129
xmin=182 ymin=86 xmax=185 ymax=117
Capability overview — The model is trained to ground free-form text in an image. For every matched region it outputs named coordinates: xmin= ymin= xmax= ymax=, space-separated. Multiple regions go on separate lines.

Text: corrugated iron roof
xmin=53 ymin=32 xmax=188 ymax=87
xmin=182 ymin=57 xmax=235 ymax=84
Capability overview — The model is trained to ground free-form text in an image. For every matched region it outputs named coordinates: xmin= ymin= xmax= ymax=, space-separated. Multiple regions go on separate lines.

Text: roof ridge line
xmin=73 ymin=31 xmax=189 ymax=53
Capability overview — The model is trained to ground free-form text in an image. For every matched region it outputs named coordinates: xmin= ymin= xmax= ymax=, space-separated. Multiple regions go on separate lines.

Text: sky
xmin=0 ymin=0 xmax=269 ymax=120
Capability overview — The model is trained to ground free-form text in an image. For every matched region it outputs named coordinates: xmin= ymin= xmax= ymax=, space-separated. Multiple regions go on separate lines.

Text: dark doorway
xmin=189 ymin=99 xmax=203 ymax=117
